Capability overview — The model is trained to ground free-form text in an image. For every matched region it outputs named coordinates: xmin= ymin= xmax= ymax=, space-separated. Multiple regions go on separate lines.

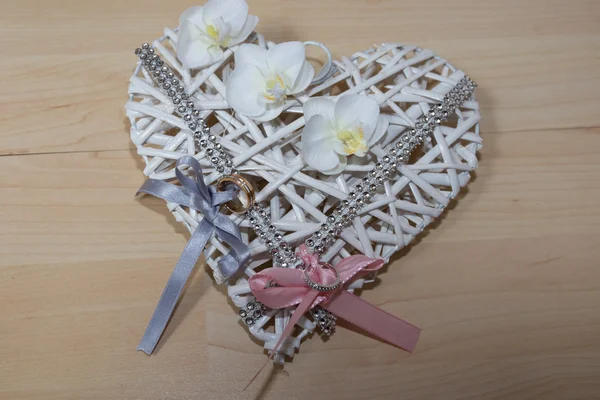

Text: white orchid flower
xmin=177 ymin=0 xmax=258 ymax=69
xmin=301 ymin=95 xmax=389 ymax=174
xmin=226 ymin=42 xmax=315 ymax=122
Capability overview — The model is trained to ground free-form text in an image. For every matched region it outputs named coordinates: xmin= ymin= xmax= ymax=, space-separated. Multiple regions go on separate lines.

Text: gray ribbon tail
xmin=216 ymin=229 xmax=251 ymax=279
xmin=137 ymin=220 xmax=214 ymax=355
xmin=136 ymin=155 xmax=251 ymax=354
xmin=218 ymin=248 xmax=251 ymax=279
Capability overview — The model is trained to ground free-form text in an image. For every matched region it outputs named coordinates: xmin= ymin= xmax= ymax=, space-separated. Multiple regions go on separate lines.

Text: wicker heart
xmin=126 ymin=32 xmax=481 ymax=361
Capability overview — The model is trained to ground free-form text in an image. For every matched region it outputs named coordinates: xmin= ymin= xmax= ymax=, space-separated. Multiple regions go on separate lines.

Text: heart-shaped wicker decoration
xmin=126 ymin=31 xmax=481 ymax=361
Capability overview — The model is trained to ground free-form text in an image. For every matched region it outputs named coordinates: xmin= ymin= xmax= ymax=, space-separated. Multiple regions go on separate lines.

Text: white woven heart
xmin=126 ymin=31 xmax=481 ymax=361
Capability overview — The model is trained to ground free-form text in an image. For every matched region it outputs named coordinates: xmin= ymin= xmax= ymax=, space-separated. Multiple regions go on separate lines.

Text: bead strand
xmin=136 ymin=43 xmax=302 ymax=268
xmin=247 ymin=204 xmax=303 ymax=269
xmin=136 ymin=43 xmax=237 ymax=176
xmin=135 ymin=44 xmax=336 ymax=335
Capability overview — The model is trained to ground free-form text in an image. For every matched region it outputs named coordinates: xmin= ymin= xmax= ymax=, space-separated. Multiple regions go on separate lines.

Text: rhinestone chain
xmin=238 ymin=298 xmax=268 ymax=326
xmin=135 ymin=43 xmax=334 ymax=334
xmin=135 ymin=44 xmax=238 ymax=175
xmin=135 ymin=44 xmax=294 ymax=249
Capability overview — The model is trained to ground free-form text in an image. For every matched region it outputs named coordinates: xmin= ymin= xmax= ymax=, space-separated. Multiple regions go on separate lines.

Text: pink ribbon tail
xmin=322 ymin=291 xmax=420 ymax=352
xmin=244 ymin=289 xmax=320 ymax=391
xmin=245 ymin=247 xmax=421 ymax=389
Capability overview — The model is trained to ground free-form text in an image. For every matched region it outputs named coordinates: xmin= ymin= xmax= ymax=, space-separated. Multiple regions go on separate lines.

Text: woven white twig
xmin=126 ymin=30 xmax=481 ymax=362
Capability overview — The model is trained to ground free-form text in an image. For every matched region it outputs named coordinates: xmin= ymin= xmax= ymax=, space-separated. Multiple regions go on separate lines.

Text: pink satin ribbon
xmin=245 ymin=246 xmax=420 ymax=387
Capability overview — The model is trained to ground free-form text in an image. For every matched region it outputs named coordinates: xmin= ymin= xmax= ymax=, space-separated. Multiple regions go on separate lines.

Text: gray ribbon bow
xmin=136 ymin=156 xmax=250 ymax=355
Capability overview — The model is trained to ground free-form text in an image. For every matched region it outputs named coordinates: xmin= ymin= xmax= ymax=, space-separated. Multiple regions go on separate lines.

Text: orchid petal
xmin=332 ymin=139 xmax=347 ymax=156
xmin=301 ymin=114 xmax=336 ymax=145
xmin=290 ymin=61 xmax=315 ymax=94
xmin=267 ymin=42 xmax=306 ymax=89
xmin=228 ymin=15 xmax=258 ymax=46
xmin=177 ymin=20 xmax=220 ymax=68
xmin=253 ymin=102 xmax=285 ymax=122
xmin=226 ymin=64 xmax=266 ymax=117
xmin=207 ymin=46 xmax=225 ymax=65
xmin=335 ymin=94 xmax=380 ymax=141
xmin=179 ymin=6 xmax=208 ymax=31
xmin=234 ymin=43 xmax=268 ymax=73
xmin=369 ymin=115 xmax=389 ymax=146
xmin=303 ymin=97 xmax=336 ymax=125
xmin=202 ymin=0 xmax=249 ymax=35
xmin=301 ymin=115 xmax=340 ymax=172
xmin=321 ymin=155 xmax=347 ymax=175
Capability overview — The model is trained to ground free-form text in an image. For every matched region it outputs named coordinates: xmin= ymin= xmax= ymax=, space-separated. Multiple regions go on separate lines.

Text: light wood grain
xmin=1 ymin=1 xmax=600 ymax=399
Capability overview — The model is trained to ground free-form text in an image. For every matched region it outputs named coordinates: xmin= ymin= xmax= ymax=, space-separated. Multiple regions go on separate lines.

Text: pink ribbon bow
xmin=245 ymin=245 xmax=421 ymax=387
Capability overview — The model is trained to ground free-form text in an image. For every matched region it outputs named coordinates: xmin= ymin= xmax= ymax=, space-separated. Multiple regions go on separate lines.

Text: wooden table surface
xmin=2 ymin=1 xmax=600 ymax=399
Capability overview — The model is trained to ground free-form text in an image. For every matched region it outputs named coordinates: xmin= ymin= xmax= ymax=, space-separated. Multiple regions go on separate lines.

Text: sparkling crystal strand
xmin=136 ymin=44 xmax=297 ymax=268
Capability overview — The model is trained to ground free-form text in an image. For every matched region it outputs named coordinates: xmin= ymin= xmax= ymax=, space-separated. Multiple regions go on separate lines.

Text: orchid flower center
xmin=206 ymin=25 xmax=219 ymax=42
xmin=206 ymin=18 xmax=230 ymax=47
xmin=262 ymin=75 xmax=287 ymax=103
xmin=336 ymin=127 xmax=368 ymax=155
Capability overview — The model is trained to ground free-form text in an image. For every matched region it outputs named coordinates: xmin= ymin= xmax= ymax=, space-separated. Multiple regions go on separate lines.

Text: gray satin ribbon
xmin=136 ymin=156 xmax=250 ymax=355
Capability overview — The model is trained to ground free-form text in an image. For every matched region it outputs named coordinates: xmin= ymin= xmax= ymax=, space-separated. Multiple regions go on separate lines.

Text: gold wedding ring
xmin=217 ymin=174 xmax=255 ymax=213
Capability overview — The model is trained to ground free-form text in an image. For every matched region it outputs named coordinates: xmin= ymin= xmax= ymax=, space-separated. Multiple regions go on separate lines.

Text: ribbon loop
xmin=248 ymin=245 xmax=420 ymax=368
xmin=245 ymin=246 xmax=420 ymax=389
xmin=136 ymin=156 xmax=250 ymax=355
